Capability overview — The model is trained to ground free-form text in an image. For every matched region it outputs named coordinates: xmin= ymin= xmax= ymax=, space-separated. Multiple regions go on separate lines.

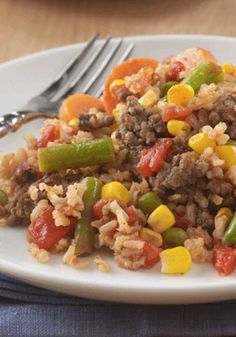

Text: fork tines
xmin=0 ymin=34 xmax=134 ymax=138
xmin=42 ymin=33 xmax=134 ymax=101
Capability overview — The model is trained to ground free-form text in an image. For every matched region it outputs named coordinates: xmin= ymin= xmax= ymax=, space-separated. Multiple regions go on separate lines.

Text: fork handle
xmin=0 ymin=110 xmax=57 ymax=137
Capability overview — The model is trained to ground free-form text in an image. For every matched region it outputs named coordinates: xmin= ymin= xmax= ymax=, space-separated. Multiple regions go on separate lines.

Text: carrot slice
xmin=59 ymin=94 xmax=104 ymax=123
xmin=103 ymin=57 xmax=159 ymax=113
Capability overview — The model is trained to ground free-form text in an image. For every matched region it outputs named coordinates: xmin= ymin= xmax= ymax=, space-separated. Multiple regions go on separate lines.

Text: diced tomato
xmin=174 ymin=214 xmax=192 ymax=230
xmin=212 ymin=243 xmax=236 ymax=276
xmin=126 ymin=206 xmax=144 ymax=226
xmin=167 ymin=61 xmax=185 ymax=82
xmin=28 ymin=206 xmax=76 ymax=251
xmin=126 ymin=70 xmax=154 ymax=96
xmin=36 ymin=171 xmax=44 ymax=179
xmin=93 ymin=199 xmax=109 ymax=219
xmin=71 ymin=126 xmax=79 ymax=136
xmin=137 ymin=138 xmax=173 ymax=177
xmin=162 ymin=105 xmax=192 ymax=122
xmin=106 ymin=229 xmax=117 ymax=238
xmin=37 ymin=125 xmax=58 ymax=148
xmin=143 ymin=241 xmax=161 ymax=268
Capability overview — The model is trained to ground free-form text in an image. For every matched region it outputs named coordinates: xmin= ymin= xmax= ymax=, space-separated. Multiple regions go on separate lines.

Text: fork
xmin=0 ymin=34 xmax=134 ymax=137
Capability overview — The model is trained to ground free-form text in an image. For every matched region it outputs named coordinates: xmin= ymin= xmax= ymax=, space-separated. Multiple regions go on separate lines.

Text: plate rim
xmin=1 ymin=34 xmax=235 ymax=69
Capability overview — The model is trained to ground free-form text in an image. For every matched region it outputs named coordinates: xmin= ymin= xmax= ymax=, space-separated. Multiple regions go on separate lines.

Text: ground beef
xmin=207 ymin=178 xmax=233 ymax=196
xmin=113 ymin=86 xmax=132 ymax=102
xmin=38 ymin=170 xmax=81 ymax=186
xmin=185 ymin=203 xmax=214 ymax=229
xmin=149 ymin=150 xmax=236 ymax=229
xmin=0 ymin=205 xmax=7 ymax=218
xmin=216 ymin=92 xmax=236 ymax=139
xmin=222 ymin=194 xmax=236 ymax=208
xmin=3 ymin=167 xmax=39 ymax=225
xmin=168 ymin=196 xmax=214 ymax=229
xmin=168 ymin=136 xmax=189 ymax=158
xmin=34 ymin=170 xmax=83 ymax=198
xmin=5 ymin=189 xmax=35 ymax=226
xmin=195 ymin=207 xmax=214 ymax=229
xmin=217 ymin=92 xmax=236 ymax=122
xmin=188 ymin=92 xmax=236 ymax=138
xmin=207 ymin=178 xmax=236 ymax=209
xmin=149 ymin=152 xmax=211 ymax=224
xmin=116 ymin=96 xmax=167 ymax=164
xmin=14 ymin=167 xmax=38 ymax=186
xmin=158 ymin=152 xmax=209 ymax=190
xmin=79 ymin=112 xmax=114 ymax=132
xmin=148 ymin=163 xmax=169 ymax=197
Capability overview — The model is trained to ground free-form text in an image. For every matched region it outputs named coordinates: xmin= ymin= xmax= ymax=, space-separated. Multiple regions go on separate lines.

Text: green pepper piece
xmin=222 ymin=212 xmax=236 ymax=246
xmin=38 ymin=137 xmax=115 ymax=173
xmin=160 ymin=81 xmax=178 ymax=98
xmin=0 ymin=190 xmax=8 ymax=206
xmin=182 ymin=61 xmax=223 ymax=93
xmin=137 ymin=192 xmax=162 ymax=214
xmin=75 ymin=177 xmax=103 ymax=256
xmin=162 ymin=227 xmax=188 ymax=247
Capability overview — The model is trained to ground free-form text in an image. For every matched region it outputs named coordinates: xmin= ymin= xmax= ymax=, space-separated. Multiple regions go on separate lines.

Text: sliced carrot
xmin=103 ymin=57 xmax=159 ymax=113
xmin=59 ymin=94 xmax=104 ymax=123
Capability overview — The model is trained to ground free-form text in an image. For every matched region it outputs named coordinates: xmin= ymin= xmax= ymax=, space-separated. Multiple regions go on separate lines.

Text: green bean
xmin=137 ymin=192 xmax=162 ymax=214
xmin=182 ymin=61 xmax=223 ymax=93
xmin=222 ymin=212 xmax=236 ymax=246
xmin=0 ymin=190 xmax=8 ymax=206
xmin=38 ymin=137 xmax=115 ymax=173
xmin=74 ymin=177 xmax=103 ymax=256
xmin=214 ymin=72 xmax=225 ymax=84
xmin=162 ymin=227 xmax=188 ymax=247
xmin=160 ymin=81 xmax=177 ymax=98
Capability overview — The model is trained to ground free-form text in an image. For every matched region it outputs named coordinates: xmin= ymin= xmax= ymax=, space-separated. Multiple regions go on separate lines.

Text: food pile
xmin=1 ymin=47 xmax=236 ymax=276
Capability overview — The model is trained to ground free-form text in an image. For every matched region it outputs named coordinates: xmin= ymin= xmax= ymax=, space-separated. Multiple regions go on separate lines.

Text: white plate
xmin=0 ymin=35 xmax=236 ymax=305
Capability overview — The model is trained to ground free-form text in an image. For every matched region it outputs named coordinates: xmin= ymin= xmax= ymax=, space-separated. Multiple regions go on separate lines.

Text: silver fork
xmin=0 ymin=34 xmax=134 ymax=137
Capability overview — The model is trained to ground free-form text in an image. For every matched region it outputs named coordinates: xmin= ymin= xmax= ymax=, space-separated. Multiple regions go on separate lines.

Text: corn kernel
xmin=109 ymin=79 xmax=125 ymax=93
xmin=101 ymin=181 xmax=130 ymax=204
xmin=215 ymin=145 xmax=236 ymax=169
xmin=138 ymin=89 xmax=158 ymax=108
xmin=167 ymin=83 xmax=194 ymax=106
xmin=112 ymin=103 xmax=126 ymax=124
xmin=167 ymin=119 xmax=191 ymax=137
xmin=69 ymin=118 xmax=79 ymax=128
xmin=147 ymin=205 xmax=175 ymax=233
xmin=222 ymin=63 xmax=236 ymax=77
xmin=188 ymin=132 xmax=216 ymax=154
xmin=160 ymin=246 xmax=192 ymax=274
xmin=139 ymin=228 xmax=163 ymax=247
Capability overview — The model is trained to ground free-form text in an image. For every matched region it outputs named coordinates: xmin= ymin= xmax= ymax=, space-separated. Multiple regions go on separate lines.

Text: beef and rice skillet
xmin=1 ymin=47 xmax=236 ymax=275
